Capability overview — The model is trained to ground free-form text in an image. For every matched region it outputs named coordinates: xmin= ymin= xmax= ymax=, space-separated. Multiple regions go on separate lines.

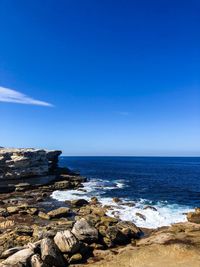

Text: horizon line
xmin=61 ymin=155 xmax=200 ymax=157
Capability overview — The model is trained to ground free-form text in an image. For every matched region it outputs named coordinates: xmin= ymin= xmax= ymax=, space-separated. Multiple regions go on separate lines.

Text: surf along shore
xmin=0 ymin=148 xmax=200 ymax=267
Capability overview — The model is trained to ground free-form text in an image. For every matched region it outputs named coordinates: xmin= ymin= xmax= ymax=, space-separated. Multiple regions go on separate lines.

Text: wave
xmin=51 ymin=178 xmax=193 ymax=229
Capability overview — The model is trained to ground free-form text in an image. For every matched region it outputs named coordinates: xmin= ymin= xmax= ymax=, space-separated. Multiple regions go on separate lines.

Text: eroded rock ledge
xmin=0 ymin=148 xmax=72 ymax=192
xmin=0 ymin=148 xmax=61 ymax=180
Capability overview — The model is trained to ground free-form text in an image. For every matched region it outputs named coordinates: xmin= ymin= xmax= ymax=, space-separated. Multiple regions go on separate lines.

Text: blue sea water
xmin=52 ymin=157 xmax=200 ymax=228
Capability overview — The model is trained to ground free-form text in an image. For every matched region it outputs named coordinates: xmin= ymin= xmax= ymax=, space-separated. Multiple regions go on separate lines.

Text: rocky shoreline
xmin=0 ymin=148 xmax=200 ymax=266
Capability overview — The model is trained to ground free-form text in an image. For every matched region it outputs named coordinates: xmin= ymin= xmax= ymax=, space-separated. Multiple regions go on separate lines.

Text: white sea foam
xmin=51 ymin=178 xmax=193 ymax=229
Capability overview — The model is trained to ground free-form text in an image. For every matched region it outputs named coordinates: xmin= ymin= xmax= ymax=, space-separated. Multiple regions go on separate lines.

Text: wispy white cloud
xmin=0 ymin=86 xmax=53 ymax=107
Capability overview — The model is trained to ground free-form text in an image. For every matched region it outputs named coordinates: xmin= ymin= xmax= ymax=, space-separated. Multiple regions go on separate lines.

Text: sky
xmin=0 ymin=0 xmax=200 ymax=156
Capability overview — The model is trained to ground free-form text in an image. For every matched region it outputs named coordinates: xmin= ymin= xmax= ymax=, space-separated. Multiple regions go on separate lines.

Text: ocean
xmin=52 ymin=156 xmax=200 ymax=229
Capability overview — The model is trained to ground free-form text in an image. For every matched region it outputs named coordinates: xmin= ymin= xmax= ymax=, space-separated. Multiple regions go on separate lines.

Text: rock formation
xmin=0 ymin=148 xmax=61 ymax=180
xmin=187 ymin=208 xmax=200 ymax=224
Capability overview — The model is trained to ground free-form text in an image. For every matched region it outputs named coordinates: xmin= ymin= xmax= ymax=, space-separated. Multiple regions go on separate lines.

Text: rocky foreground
xmin=0 ymin=148 xmax=200 ymax=266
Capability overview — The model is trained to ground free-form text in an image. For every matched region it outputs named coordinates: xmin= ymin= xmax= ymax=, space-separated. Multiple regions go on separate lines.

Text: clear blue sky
xmin=0 ymin=0 xmax=199 ymax=156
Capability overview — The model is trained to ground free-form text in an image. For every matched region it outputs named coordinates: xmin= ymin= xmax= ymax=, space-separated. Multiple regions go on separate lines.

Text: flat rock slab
xmin=47 ymin=207 xmax=70 ymax=219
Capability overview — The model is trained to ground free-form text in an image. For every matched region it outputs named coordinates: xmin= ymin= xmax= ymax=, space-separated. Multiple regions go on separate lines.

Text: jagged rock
xmin=98 ymin=225 xmax=107 ymax=237
xmin=121 ymin=202 xmax=135 ymax=207
xmin=91 ymin=206 xmax=106 ymax=217
xmin=38 ymin=211 xmax=50 ymax=220
xmin=1 ymin=248 xmax=34 ymax=265
xmin=116 ymin=221 xmax=142 ymax=238
xmin=78 ymin=214 xmax=100 ymax=227
xmin=135 ymin=212 xmax=146 ymax=221
xmin=54 ymin=230 xmax=80 ymax=253
xmin=100 ymin=216 xmax=119 ymax=227
xmin=6 ymin=205 xmax=28 ymax=214
xmin=6 ymin=206 xmax=20 ymax=214
xmin=72 ymin=218 xmax=98 ymax=243
xmin=27 ymin=208 xmax=38 ymax=215
xmin=143 ymin=205 xmax=157 ymax=211
xmin=104 ymin=226 xmax=128 ymax=247
xmin=47 ymin=207 xmax=70 ymax=219
xmin=71 ymin=199 xmax=89 ymax=207
xmin=112 ymin=197 xmax=122 ymax=203
xmin=90 ymin=197 xmax=99 ymax=205
xmin=54 ymin=181 xmax=71 ymax=190
xmin=40 ymin=238 xmax=66 ymax=267
xmin=187 ymin=208 xmax=200 ymax=224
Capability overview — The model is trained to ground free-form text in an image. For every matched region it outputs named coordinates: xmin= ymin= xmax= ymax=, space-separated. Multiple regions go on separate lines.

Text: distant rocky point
xmin=0 ymin=148 xmax=62 ymax=180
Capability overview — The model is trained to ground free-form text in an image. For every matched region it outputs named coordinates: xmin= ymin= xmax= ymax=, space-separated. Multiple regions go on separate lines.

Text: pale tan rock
xmin=72 ymin=218 xmax=98 ymax=243
xmin=0 ymin=148 xmax=61 ymax=180
xmin=1 ymin=248 xmax=34 ymax=265
xmin=187 ymin=208 xmax=200 ymax=224
xmin=54 ymin=230 xmax=80 ymax=253
xmin=47 ymin=207 xmax=70 ymax=219
xmin=38 ymin=211 xmax=50 ymax=220
xmin=0 ymin=247 xmax=23 ymax=259
xmin=116 ymin=221 xmax=142 ymax=238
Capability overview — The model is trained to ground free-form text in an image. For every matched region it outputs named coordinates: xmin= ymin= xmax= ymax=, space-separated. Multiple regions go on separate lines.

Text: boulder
xmin=54 ymin=230 xmax=80 ymax=253
xmin=135 ymin=212 xmax=146 ymax=221
xmin=40 ymin=238 xmax=66 ymax=267
xmin=1 ymin=248 xmax=34 ymax=265
xmin=6 ymin=206 xmax=20 ymax=214
xmin=112 ymin=197 xmax=122 ymax=203
xmin=100 ymin=216 xmax=119 ymax=227
xmin=72 ymin=218 xmax=98 ymax=243
xmin=90 ymin=197 xmax=98 ymax=205
xmin=116 ymin=221 xmax=142 ymax=238
xmin=38 ymin=211 xmax=50 ymax=220
xmin=31 ymin=254 xmax=44 ymax=267
xmin=187 ymin=208 xmax=200 ymax=224
xmin=104 ymin=226 xmax=128 ymax=247
xmin=69 ymin=253 xmax=82 ymax=264
xmin=54 ymin=181 xmax=71 ymax=190
xmin=92 ymin=207 xmax=106 ymax=217
xmin=143 ymin=205 xmax=157 ymax=211
xmin=0 ymin=247 xmax=23 ymax=259
xmin=47 ymin=207 xmax=70 ymax=219
xmin=27 ymin=207 xmax=38 ymax=215
xmin=71 ymin=199 xmax=89 ymax=207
